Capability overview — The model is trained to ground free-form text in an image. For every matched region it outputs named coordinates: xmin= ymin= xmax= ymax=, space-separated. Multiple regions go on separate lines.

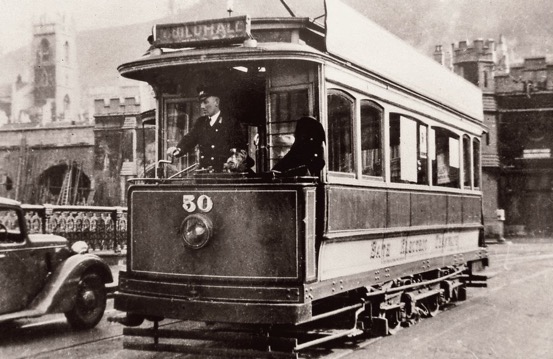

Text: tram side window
xmin=389 ymin=114 xmax=428 ymax=184
xmin=328 ymin=90 xmax=354 ymax=174
xmin=463 ymin=135 xmax=471 ymax=188
xmin=473 ymin=138 xmax=481 ymax=189
xmin=360 ymin=100 xmax=383 ymax=177
xmin=432 ymin=127 xmax=460 ymax=188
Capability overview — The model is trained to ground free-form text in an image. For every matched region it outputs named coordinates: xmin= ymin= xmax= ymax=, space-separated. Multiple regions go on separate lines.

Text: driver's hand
xmin=167 ymin=146 xmax=181 ymax=157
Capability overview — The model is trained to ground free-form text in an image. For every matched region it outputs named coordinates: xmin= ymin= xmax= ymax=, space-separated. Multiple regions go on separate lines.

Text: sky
xmin=0 ymin=0 xmax=200 ymax=54
xmin=1 ymin=0 xmax=552 ymax=59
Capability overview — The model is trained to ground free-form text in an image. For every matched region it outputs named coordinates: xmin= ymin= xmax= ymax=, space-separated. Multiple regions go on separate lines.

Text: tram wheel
xmin=381 ymin=310 xmax=401 ymax=335
xmin=422 ymin=296 xmax=440 ymax=318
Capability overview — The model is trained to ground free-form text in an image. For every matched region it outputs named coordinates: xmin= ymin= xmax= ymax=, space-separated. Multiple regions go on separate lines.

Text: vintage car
xmin=0 ymin=197 xmax=113 ymax=329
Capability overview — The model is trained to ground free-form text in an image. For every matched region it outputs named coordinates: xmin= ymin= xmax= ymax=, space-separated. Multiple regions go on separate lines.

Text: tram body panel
xmin=128 ymin=184 xmax=315 ymax=281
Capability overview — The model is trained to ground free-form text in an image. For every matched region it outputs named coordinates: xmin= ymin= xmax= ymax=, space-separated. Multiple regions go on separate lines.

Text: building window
xmin=389 ymin=114 xmax=428 ymax=184
xmin=328 ymin=90 xmax=354 ymax=174
xmin=63 ymin=95 xmax=71 ymax=119
xmin=64 ymin=41 xmax=70 ymax=63
xmin=40 ymin=68 xmax=50 ymax=86
xmin=37 ymin=38 xmax=50 ymax=64
xmin=360 ymin=100 xmax=383 ymax=177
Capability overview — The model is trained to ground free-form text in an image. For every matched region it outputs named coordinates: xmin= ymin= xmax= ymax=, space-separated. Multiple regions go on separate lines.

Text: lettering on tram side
xmin=382 ymin=237 xmax=405 ymax=264
xmin=400 ymin=236 xmax=429 ymax=256
xmin=155 ymin=16 xmax=251 ymax=48
xmin=434 ymin=232 xmax=460 ymax=254
xmin=370 ymin=240 xmax=391 ymax=260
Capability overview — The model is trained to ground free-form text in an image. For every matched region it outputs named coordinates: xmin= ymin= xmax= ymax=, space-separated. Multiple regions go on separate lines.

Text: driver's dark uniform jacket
xmin=176 ymin=113 xmax=244 ymax=171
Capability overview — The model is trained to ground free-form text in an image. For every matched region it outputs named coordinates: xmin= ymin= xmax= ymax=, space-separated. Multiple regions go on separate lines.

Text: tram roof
xmin=118 ymin=0 xmax=483 ymax=122
xmin=325 ymin=0 xmax=483 ymax=122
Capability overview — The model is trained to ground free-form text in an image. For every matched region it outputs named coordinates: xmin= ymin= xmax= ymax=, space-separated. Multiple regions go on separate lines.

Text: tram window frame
xmin=268 ymin=87 xmax=311 ymax=169
xmin=162 ymin=96 xmax=201 ymax=170
xmin=473 ymin=137 xmax=481 ymax=189
xmin=327 ymin=89 xmax=355 ymax=177
xmin=462 ymin=135 xmax=471 ymax=188
xmin=389 ymin=114 xmax=429 ymax=185
xmin=360 ymin=100 xmax=383 ymax=179
xmin=431 ymin=127 xmax=461 ymax=188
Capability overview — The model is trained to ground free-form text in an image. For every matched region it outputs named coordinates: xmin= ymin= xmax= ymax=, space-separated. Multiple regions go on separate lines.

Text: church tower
xmin=32 ymin=13 xmax=79 ymax=124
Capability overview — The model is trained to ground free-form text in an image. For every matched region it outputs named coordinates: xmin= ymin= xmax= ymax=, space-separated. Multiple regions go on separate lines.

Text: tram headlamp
xmin=180 ymin=214 xmax=213 ymax=249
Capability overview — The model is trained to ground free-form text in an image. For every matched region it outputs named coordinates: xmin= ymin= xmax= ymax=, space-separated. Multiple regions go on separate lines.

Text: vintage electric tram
xmin=113 ymin=0 xmax=490 ymax=357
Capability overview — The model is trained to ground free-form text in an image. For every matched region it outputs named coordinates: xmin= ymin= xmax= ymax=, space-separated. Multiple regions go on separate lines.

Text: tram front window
xmin=162 ymin=65 xmax=266 ymax=175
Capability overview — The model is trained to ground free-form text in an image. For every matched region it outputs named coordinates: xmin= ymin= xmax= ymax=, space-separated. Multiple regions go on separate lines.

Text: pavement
xmin=486 ymin=236 xmax=553 ymax=245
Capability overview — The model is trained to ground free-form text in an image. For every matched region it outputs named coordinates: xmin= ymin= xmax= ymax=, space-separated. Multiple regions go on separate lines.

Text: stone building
xmin=435 ymin=38 xmax=553 ymax=238
xmin=496 ymin=56 xmax=553 ymax=236
xmin=0 ymin=14 xmax=91 ymax=204
xmin=0 ymin=14 xmax=153 ymax=206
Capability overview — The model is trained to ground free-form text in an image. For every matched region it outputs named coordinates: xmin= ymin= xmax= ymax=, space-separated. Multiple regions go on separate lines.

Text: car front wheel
xmin=65 ymin=272 xmax=107 ymax=330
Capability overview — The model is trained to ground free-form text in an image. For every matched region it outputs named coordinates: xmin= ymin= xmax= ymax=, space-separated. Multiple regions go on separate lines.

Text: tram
xmin=113 ymin=0 xmax=489 ymax=357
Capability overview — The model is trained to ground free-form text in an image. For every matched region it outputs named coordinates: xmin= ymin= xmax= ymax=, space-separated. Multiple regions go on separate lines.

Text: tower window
xmin=64 ymin=41 xmax=70 ymax=63
xmin=64 ymin=95 xmax=71 ymax=118
xmin=37 ymin=38 xmax=50 ymax=63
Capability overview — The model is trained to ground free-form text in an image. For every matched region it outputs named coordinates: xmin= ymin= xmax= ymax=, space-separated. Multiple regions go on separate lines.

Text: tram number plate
xmin=182 ymin=195 xmax=213 ymax=213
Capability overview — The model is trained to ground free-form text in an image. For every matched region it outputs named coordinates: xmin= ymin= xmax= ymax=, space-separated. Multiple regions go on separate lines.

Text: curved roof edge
xmin=117 ymin=42 xmax=326 ymax=80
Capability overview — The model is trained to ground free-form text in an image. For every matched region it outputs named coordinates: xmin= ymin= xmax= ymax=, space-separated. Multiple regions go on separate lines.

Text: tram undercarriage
xmin=115 ymin=262 xmax=491 ymax=358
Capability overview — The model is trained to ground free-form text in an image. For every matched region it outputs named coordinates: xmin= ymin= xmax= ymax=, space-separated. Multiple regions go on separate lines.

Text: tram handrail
xmin=168 ymin=163 xmax=199 ymax=179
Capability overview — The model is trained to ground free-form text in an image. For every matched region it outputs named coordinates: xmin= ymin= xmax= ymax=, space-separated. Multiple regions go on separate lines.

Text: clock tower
xmin=32 ymin=14 xmax=79 ymax=124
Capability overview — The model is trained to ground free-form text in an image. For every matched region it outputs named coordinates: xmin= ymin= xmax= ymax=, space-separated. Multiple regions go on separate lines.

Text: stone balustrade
xmin=1 ymin=204 xmax=127 ymax=252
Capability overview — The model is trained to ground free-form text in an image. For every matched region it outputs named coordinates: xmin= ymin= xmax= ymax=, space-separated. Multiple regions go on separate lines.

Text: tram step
xmin=123 ymin=323 xmax=363 ymax=357
xmin=124 ymin=327 xmax=296 ymax=348
xmin=465 ymin=281 xmax=488 ymax=288
xmin=124 ymin=342 xmax=298 ymax=359
xmin=470 ymin=270 xmax=498 ymax=281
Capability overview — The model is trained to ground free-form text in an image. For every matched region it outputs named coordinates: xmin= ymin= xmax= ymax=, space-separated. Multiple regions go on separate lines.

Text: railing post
xmin=44 ymin=204 xmax=54 ymax=234
xmin=39 ymin=205 xmax=46 ymax=234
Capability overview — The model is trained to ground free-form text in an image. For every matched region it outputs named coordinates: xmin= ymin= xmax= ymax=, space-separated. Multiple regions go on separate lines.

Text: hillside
xmin=0 ymin=0 xmax=551 ymax=92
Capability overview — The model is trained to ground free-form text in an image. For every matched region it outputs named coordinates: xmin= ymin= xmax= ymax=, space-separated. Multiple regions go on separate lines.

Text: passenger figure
xmin=167 ymin=86 xmax=251 ymax=172
xmin=272 ymin=116 xmax=326 ymax=176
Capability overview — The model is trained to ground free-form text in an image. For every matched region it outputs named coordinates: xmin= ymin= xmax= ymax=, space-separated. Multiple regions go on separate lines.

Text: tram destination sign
xmin=154 ymin=16 xmax=251 ymax=48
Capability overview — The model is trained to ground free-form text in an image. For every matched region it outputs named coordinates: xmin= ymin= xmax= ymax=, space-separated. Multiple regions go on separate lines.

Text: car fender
xmin=29 ymin=253 xmax=113 ymax=314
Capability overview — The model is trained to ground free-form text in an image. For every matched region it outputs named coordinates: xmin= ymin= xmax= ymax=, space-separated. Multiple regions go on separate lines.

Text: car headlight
xmin=180 ymin=214 xmax=213 ymax=249
xmin=71 ymin=241 xmax=89 ymax=254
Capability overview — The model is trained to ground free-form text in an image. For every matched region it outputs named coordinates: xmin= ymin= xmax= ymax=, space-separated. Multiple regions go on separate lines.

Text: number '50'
xmin=182 ymin=195 xmax=213 ymax=213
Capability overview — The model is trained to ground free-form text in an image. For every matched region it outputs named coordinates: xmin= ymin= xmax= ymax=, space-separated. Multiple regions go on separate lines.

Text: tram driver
xmin=167 ymin=86 xmax=252 ymax=172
